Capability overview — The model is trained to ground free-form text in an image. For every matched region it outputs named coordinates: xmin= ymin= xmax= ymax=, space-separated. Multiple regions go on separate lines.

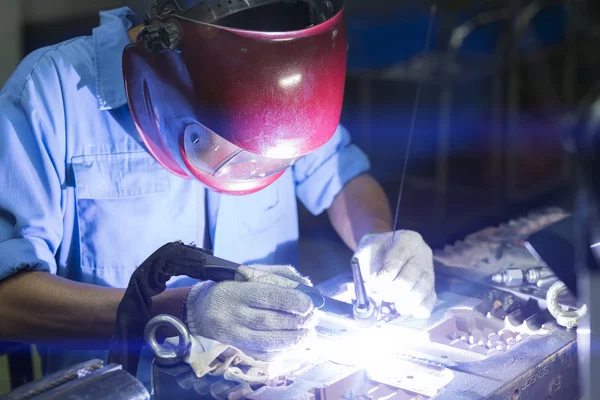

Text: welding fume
xmin=0 ymin=0 xmax=436 ymax=396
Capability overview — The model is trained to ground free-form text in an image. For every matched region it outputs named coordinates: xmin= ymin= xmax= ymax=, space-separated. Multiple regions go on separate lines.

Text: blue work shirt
xmin=0 ymin=7 xmax=369 ymax=377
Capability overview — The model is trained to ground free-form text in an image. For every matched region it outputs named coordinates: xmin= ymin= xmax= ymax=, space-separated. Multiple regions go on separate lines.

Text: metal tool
xmin=236 ymin=264 xmax=356 ymax=320
xmin=108 ymin=240 xmax=366 ymax=380
xmin=350 ymin=257 xmax=377 ymax=327
xmin=491 ymin=267 xmax=555 ymax=287
xmin=143 ymin=254 xmax=382 ymax=367
xmin=166 ymin=242 xmax=356 ymax=320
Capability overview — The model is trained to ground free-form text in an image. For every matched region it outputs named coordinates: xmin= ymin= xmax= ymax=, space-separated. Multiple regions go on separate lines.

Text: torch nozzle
xmin=351 ymin=257 xmax=369 ymax=308
xmin=350 ymin=257 xmax=377 ymax=327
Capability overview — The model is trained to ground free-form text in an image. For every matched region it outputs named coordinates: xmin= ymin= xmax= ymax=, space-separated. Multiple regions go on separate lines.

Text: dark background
xmin=9 ymin=0 xmax=600 ymax=288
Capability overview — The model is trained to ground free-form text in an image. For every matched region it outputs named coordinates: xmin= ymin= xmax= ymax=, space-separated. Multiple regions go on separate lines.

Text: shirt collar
xmin=93 ymin=7 xmax=140 ymax=110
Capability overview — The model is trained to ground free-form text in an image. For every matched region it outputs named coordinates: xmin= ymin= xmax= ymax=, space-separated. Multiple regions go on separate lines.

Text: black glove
xmin=107 ymin=242 xmax=211 ymax=376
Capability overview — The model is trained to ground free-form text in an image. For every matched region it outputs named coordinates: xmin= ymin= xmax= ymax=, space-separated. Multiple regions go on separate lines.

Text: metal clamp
xmin=144 ymin=315 xmax=192 ymax=365
xmin=546 ymin=281 xmax=588 ymax=329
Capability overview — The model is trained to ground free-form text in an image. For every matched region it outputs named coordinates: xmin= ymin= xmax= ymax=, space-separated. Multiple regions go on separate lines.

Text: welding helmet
xmin=123 ymin=0 xmax=347 ymax=195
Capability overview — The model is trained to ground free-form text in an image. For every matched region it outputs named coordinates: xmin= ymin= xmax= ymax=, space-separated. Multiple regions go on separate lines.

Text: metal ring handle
xmin=546 ymin=281 xmax=588 ymax=329
xmin=144 ymin=314 xmax=192 ymax=365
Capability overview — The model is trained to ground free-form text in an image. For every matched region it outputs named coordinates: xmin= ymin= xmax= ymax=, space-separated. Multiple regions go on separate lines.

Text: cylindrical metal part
xmin=537 ymin=276 xmax=559 ymax=288
xmin=353 ymin=297 xmax=377 ymax=328
xmin=490 ymin=269 xmax=524 ymax=286
xmin=525 ymin=267 xmax=555 ymax=283
xmin=491 ymin=273 xmax=504 ymax=284
xmin=491 ymin=267 xmax=556 ymax=287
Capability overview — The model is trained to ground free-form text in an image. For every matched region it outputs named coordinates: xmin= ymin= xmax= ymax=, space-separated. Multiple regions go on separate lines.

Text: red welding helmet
xmin=123 ymin=0 xmax=348 ymax=195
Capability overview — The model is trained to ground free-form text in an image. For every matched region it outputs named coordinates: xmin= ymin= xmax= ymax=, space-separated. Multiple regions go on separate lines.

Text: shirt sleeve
xmin=0 ymin=93 xmax=64 ymax=281
xmin=293 ymin=124 xmax=370 ymax=216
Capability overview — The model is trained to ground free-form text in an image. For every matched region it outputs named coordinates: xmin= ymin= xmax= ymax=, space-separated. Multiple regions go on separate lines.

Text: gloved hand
xmin=354 ymin=230 xmax=436 ymax=319
xmin=185 ymin=265 xmax=317 ymax=362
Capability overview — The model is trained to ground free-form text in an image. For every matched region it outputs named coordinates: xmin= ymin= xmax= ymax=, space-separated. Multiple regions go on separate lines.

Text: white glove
xmin=354 ymin=230 xmax=436 ymax=319
xmin=185 ymin=265 xmax=317 ymax=362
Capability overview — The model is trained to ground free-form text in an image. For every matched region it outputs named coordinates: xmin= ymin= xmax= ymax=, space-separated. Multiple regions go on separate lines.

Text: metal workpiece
xmin=149 ymin=280 xmax=578 ymax=399
xmin=145 ymin=209 xmax=580 ymax=400
xmin=0 ymin=360 xmax=149 ymax=400
xmin=34 ymin=365 xmax=149 ymax=400
xmin=0 ymin=359 xmax=104 ymax=400
xmin=491 ymin=267 xmax=555 ymax=287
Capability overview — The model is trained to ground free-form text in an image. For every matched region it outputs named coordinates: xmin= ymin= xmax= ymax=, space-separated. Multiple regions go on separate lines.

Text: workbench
xmin=150 ymin=273 xmax=576 ymax=399
xmin=152 ymin=208 xmax=578 ymax=399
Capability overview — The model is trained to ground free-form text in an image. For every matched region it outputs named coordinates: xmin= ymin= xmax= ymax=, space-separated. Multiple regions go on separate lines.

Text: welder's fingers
xmin=354 ymin=233 xmax=389 ymax=279
xmin=237 ymin=266 xmax=299 ymax=289
xmin=229 ymin=326 xmax=315 ymax=355
xmin=374 ymin=256 xmax=419 ymax=296
xmin=390 ymin=231 xmax=430 ymax=261
xmin=375 ymin=255 xmax=409 ymax=286
xmin=236 ymin=306 xmax=318 ymax=331
xmin=375 ymin=231 xmax=430 ymax=282
xmin=392 ymin=275 xmax=426 ymax=316
xmin=240 ymin=283 xmax=314 ymax=316
xmin=244 ymin=328 xmax=317 ymax=362
xmin=412 ymin=290 xmax=437 ymax=319
xmin=244 ymin=264 xmax=313 ymax=286
xmin=244 ymin=348 xmax=288 ymax=362
xmin=400 ymin=251 xmax=434 ymax=286
xmin=391 ymin=238 xmax=435 ymax=314
xmin=396 ymin=279 xmax=436 ymax=319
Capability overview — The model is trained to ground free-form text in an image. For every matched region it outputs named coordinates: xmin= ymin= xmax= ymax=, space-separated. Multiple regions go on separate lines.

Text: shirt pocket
xmin=72 ymin=152 xmax=174 ymax=288
xmin=233 ymin=176 xmax=287 ymax=235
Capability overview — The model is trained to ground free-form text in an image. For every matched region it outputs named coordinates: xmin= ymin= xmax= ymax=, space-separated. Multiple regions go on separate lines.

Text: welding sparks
xmin=308 ymin=321 xmax=454 ymax=396
xmin=312 ymin=320 xmax=427 ymax=369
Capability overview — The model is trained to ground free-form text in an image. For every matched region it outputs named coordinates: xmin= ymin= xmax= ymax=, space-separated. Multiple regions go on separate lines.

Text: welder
xmin=0 ymin=0 xmax=435 ymax=382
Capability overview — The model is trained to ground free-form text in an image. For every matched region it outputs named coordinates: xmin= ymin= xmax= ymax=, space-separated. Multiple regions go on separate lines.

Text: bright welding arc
xmin=392 ymin=4 xmax=438 ymax=239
